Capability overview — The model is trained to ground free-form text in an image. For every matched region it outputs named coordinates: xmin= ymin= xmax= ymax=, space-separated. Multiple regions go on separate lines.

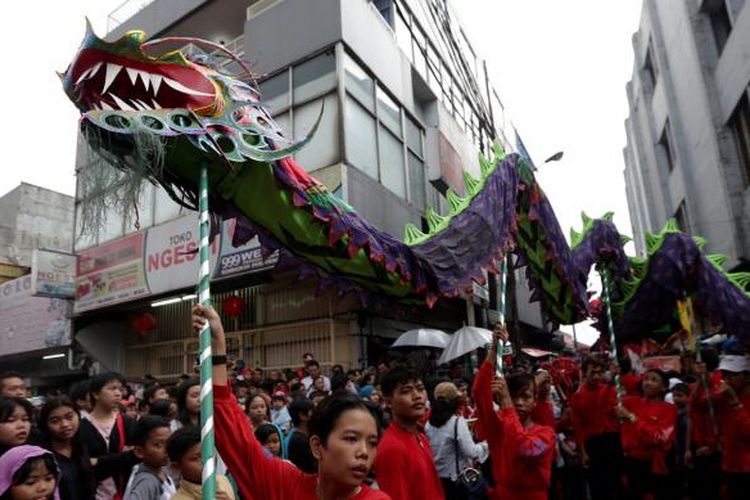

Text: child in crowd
xmin=255 ymin=423 xmax=284 ymax=458
xmin=0 ymin=445 xmax=60 ymax=500
xmin=270 ymin=392 xmax=291 ymax=432
xmin=167 ymin=427 xmax=235 ymax=500
xmin=123 ymin=415 xmax=176 ymax=499
xmin=0 ymin=398 xmax=32 ymax=456
xmin=374 ymin=366 xmax=445 ymax=500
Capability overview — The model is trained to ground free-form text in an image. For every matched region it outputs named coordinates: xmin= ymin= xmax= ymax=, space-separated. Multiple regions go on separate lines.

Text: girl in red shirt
xmin=616 ymin=369 xmax=676 ymax=500
xmin=193 ymin=304 xmax=390 ymax=500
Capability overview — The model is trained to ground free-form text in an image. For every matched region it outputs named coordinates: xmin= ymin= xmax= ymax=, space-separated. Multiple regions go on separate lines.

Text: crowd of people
xmin=0 ymin=305 xmax=749 ymax=499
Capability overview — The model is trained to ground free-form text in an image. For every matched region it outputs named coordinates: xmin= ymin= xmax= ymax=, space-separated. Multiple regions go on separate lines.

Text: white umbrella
xmin=391 ymin=328 xmax=450 ymax=349
xmin=437 ymin=326 xmax=493 ymax=365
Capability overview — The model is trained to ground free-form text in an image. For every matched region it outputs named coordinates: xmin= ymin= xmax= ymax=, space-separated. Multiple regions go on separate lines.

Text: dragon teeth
xmin=163 ymin=76 xmax=213 ymax=97
xmin=125 ymin=67 xmax=139 ymax=86
xmin=137 ymin=70 xmax=151 ymax=91
xmin=100 ymin=101 xmax=114 ymax=111
xmin=109 ymin=93 xmax=134 ymax=111
xmin=102 ymin=63 xmax=122 ymax=94
xmin=150 ymin=74 xmax=163 ymax=95
xmin=151 ymin=99 xmax=162 ymax=109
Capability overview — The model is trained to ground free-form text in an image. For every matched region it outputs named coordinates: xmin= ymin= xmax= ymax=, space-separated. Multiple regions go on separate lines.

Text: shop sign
xmin=31 ymin=249 xmax=77 ymax=299
xmin=75 ymin=216 xmax=278 ymax=313
xmin=0 ymin=275 xmax=72 ymax=356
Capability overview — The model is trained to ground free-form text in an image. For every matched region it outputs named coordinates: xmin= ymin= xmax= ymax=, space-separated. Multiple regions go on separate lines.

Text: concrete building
xmin=623 ymin=0 xmax=750 ymax=269
xmin=73 ymin=0 xmax=545 ymax=380
xmin=0 ymin=183 xmax=79 ymax=388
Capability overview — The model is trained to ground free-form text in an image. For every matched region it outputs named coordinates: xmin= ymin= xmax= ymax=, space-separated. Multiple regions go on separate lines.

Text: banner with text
xmin=31 ymin=249 xmax=77 ymax=299
xmin=75 ymin=216 xmax=278 ymax=313
xmin=0 ymin=275 xmax=72 ymax=356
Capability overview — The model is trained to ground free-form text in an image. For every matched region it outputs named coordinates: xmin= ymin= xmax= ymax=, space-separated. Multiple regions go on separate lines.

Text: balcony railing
xmin=107 ymin=0 xmax=156 ymax=32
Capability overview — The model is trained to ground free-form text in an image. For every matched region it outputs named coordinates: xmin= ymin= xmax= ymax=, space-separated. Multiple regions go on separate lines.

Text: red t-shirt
xmin=373 ymin=421 xmax=444 ymax=500
xmin=531 ymin=399 xmax=555 ymax=428
xmin=569 ymin=381 xmax=619 ymax=448
xmin=716 ymin=392 xmax=750 ymax=473
xmin=619 ymin=395 xmax=676 ymax=474
xmin=214 ymin=383 xmax=390 ymax=500
xmin=473 ymin=360 xmax=555 ymax=500
xmin=620 ymin=373 xmax=641 ymax=396
xmin=689 ymin=372 xmax=723 ymax=448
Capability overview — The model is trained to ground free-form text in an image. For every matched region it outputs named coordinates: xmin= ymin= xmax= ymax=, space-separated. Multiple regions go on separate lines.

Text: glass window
xmin=345 ymin=95 xmax=378 ymax=180
xmin=395 ymin=8 xmax=413 ymax=63
xmin=259 ymin=70 xmax=290 ymax=115
xmin=405 ymin=115 xmax=423 ymax=156
xmin=344 ymin=53 xmax=375 ymax=111
xmin=377 ymin=86 xmax=402 ymax=136
xmin=413 ymin=44 xmax=427 ymax=79
xmin=408 ymin=152 xmax=425 ymax=209
xmin=154 ymin=187 xmax=183 ymax=224
xmin=293 ymin=51 xmax=336 ymax=105
xmin=378 ymin=125 xmax=406 ymax=198
xmin=293 ymin=93 xmax=340 ymax=171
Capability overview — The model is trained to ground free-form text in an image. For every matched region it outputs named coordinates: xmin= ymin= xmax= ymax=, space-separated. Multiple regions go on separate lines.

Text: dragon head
xmin=62 ymin=19 xmax=221 ymax=117
xmin=61 ymin=22 xmax=318 ymax=218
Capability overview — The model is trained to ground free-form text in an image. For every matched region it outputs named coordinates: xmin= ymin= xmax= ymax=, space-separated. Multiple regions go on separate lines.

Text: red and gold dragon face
xmin=61 ymin=21 xmax=318 ymax=183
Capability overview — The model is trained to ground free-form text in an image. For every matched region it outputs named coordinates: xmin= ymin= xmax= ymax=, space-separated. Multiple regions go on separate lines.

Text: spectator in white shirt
xmin=425 ymin=381 xmax=488 ymax=500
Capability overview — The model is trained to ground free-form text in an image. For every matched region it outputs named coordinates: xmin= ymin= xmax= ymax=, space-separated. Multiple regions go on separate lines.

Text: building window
xmin=293 ymin=50 xmax=336 ymax=105
xmin=372 ymin=0 xmax=395 ymax=28
xmin=643 ymin=41 xmax=658 ymax=90
xmin=674 ymin=200 xmax=691 ymax=233
xmin=345 ymin=95 xmax=379 ymax=180
xmin=343 ymin=53 xmax=375 ymax=111
xmin=658 ymin=120 xmax=676 ymax=173
xmin=259 ymin=70 xmax=290 ymax=115
xmin=730 ymin=92 xmax=750 ymax=186
xmin=293 ymin=93 xmax=340 ymax=171
xmin=704 ymin=0 xmax=733 ymax=55
xmin=379 ymin=125 xmax=406 ymax=197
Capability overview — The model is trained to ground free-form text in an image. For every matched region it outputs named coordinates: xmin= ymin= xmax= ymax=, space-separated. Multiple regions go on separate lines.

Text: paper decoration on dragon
xmin=60 ymin=24 xmax=750 ymax=341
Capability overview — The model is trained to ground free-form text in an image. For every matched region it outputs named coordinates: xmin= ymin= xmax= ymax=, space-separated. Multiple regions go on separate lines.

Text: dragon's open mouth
xmin=68 ymin=48 xmax=217 ymax=113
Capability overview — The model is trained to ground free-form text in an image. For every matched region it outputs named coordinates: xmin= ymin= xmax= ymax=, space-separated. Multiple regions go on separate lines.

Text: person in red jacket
xmin=373 ymin=367 xmax=444 ymax=500
xmin=473 ymin=327 xmax=555 ymax=500
xmin=713 ymin=354 xmax=750 ymax=499
xmin=615 ymin=369 xmax=676 ymax=499
xmin=568 ymin=354 xmax=622 ymax=499
xmin=192 ymin=304 xmax=390 ymax=500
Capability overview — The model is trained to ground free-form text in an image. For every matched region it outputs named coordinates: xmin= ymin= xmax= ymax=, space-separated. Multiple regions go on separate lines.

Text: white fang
xmin=102 ymin=63 xmax=122 ymax=94
xmin=100 ymin=101 xmax=114 ymax=111
xmin=125 ymin=67 xmax=139 ymax=86
xmin=163 ymin=77 xmax=213 ymax=97
xmin=150 ymin=74 xmax=163 ymax=95
xmin=109 ymin=93 xmax=134 ymax=111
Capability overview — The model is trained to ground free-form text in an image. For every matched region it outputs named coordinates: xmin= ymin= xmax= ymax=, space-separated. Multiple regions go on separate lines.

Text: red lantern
xmin=132 ymin=312 xmax=157 ymax=336
xmin=222 ymin=296 xmax=245 ymax=317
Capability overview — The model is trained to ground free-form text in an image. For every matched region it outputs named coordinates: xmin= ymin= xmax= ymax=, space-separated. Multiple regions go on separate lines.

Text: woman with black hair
xmin=616 ymin=368 xmax=676 ymax=500
xmin=78 ymin=372 xmax=138 ymax=499
xmin=0 ymin=398 xmax=33 ymax=457
xmin=192 ymin=304 xmax=390 ymax=500
xmin=39 ymin=397 xmax=96 ymax=500
xmin=176 ymin=378 xmax=201 ymax=429
xmin=425 ymin=382 xmax=488 ymax=499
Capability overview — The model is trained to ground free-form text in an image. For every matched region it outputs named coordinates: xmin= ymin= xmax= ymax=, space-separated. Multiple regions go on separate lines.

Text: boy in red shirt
xmin=374 ymin=367 xmax=444 ymax=500
xmin=568 ymin=355 xmax=622 ymax=499
xmin=616 ymin=369 xmax=676 ymax=498
xmin=473 ymin=328 xmax=555 ymax=500
xmin=713 ymin=354 xmax=750 ymax=499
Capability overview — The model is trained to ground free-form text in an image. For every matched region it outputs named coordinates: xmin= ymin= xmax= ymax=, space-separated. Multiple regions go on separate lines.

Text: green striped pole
xmin=600 ymin=264 xmax=623 ymax=405
xmin=197 ymin=164 xmax=217 ymax=500
xmin=494 ymin=255 xmax=508 ymax=377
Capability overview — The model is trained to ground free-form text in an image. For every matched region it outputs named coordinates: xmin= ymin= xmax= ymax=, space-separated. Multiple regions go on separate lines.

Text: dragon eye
xmin=104 ymin=114 xmax=132 ymax=129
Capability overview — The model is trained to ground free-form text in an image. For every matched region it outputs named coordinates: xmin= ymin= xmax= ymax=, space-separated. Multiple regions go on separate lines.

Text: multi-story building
xmin=623 ymin=0 xmax=750 ymax=269
xmin=73 ymin=0 xmax=543 ymax=380
xmin=0 ymin=183 xmax=79 ymax=388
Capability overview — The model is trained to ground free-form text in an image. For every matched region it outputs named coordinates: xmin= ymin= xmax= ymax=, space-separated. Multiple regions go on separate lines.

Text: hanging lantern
xmin=222 ymin=296 xmax=245 ymax=317
xmin=132 ymin=312 xmax=157 ymax=337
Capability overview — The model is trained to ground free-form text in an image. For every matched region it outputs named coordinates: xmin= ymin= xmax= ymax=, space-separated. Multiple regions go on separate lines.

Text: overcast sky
xmin=0 ymin=0 xmax=643 ymax=344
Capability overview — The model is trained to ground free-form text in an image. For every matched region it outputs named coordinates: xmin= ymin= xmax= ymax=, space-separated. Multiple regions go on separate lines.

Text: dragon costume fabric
xmin=61 ymin=25 xmax=750 ymax=343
